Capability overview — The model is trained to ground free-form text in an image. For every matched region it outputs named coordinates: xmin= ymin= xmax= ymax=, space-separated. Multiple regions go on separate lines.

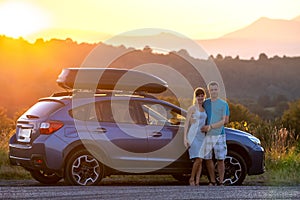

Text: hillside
xmin=0 ymin=36 xmax=299 ymax=116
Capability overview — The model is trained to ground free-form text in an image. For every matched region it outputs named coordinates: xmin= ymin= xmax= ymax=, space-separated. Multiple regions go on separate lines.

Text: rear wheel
xmin=65 ymin=149 xmax=104 ymax=186
xmin=30 ymin=170 xmax=62 ymax=184
xmin=216 ymin=151 xmax=247 ymax=186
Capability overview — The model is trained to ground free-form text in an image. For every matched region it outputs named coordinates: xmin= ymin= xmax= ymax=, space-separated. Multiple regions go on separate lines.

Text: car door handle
xmin=93 ymin=128 xmax=107 ymax=133
xmin=151 ymin=132 xmax=162 ymax=137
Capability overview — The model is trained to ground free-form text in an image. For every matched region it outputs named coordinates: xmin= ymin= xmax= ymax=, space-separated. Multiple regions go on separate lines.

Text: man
xmin=201 ymin=81 xmax=230 ymax=186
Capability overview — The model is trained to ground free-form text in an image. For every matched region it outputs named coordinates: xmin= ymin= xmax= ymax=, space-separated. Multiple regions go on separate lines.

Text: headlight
xmin=249 ymin=136 xmax=261 ymax=145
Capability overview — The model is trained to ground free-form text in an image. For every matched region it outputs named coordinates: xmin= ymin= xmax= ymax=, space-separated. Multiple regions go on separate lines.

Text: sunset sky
xmin=0 ymin=0 xmax=300 ymax=43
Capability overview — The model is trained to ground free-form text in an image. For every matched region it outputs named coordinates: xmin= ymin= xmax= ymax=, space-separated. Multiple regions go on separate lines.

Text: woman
xmin=184 ymin=87 xmax=207 ymax=186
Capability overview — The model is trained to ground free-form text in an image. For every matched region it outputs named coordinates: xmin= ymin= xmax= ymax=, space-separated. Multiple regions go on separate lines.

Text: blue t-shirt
xmin=203 ymin=98 xmax=229 ymax=135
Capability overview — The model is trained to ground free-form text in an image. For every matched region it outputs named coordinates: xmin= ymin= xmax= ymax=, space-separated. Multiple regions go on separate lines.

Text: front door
xmin=137 ymin=100 xmax=190 ymax=172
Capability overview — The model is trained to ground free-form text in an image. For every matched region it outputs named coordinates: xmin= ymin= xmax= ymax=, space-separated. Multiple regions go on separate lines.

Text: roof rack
xmin=50 ymin=89 xmax=157 ymax=99
xmin=51 ymin=91 xmax=73 ymax=97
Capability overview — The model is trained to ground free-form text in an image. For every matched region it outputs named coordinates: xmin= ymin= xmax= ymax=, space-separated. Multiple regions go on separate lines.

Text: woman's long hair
xmin=192 ymin=87 xmax=206 ymax=105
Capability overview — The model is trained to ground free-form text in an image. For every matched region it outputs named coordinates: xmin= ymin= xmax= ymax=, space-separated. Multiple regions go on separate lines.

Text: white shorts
xmin=202 ymin=134 xmax=227 ymax=160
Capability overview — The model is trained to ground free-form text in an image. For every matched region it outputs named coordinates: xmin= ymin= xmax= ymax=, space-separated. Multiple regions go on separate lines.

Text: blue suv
xmin=9 ymin=68 xmax=265 ymax=186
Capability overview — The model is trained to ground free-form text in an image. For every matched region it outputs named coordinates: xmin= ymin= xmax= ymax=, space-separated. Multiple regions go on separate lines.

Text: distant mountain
xmin=25 ymin=16 xmax=300 ymax=58
xmin=102 ymin=32 xmax=209 ymax=59
xmin=198 ymin=16 xmax=300 ymax=58
xmin=293 ymin=15 xmax=300 ymax=21
xmin=222 ymin=17 xmax=300 ymax=42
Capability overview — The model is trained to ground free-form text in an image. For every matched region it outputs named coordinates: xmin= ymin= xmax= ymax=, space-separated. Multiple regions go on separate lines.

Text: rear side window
xmin=69 ymin=100 xmax=140 ymax=123
xmin=69 ymin=104 xmax=96 ymax=121
xmin=97 ymin=101 xmax=139 ymax=123
xmin=23 ymin=101 xmax=64 ymax=118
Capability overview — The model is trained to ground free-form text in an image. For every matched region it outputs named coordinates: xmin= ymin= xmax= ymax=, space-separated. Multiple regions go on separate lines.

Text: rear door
xmin=77 ymin=99 xmax=149 ymax=172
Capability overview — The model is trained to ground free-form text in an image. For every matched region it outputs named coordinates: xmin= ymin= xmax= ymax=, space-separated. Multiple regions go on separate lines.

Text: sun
xmin=0 ymin=1 xmax=50 ymax=38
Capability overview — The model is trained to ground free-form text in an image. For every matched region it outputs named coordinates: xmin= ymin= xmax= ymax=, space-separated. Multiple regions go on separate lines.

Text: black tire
xmin=217 ymin=151 xmax=247 ymax=186
xmin=65 ymin=149 xmax=104 ymax=186
xmin=30 ymin=170 xmax=62 ymax=184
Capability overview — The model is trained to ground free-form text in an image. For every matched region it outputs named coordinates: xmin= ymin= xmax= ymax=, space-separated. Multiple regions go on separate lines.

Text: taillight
xmin=40 ymin=121 xmax=64 ymax=134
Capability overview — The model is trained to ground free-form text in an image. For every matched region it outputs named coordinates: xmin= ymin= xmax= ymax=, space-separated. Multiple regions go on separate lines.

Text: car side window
xmin=69 ymin=100 xmax=141 ymax=123
xmin=140 ymin=102 xmax=185 ymax=126
xmin=95 ymin=100 xmax=140 ymax=124
xmin=69 ymin=104 xmax=97 ymax=121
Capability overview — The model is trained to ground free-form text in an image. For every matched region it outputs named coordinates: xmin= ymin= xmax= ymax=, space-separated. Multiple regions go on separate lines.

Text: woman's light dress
xmin=187 ymin=106 xmax=207 ymax=159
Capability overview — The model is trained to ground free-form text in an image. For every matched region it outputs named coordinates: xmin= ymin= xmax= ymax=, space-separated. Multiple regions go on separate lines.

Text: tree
xmin=257 ymin=95 xmax=272 ymax=107
xmin=273 ymin=94 xmax=288 ymax=105
xmin=142 ymin=45 xmax=152 ymax=53
xmin=215 ymin=54 xmax=223 ymax=60
xmin=281 ymin=99 xmax=300 ymax=137
xmin=258 ymin=53 xmax=268 ymax=61
xmin=227 ymin=100 xmax=261 ymax=132
xmin=224 ymin=56 xmax=233 ymax=60
xmin=275 ymin=101 xmax=289 ymax=117
xmin=234 ymin=55 xmax=240 ymax=60
xmin=230 ymin=102 xmax=260 ymax=122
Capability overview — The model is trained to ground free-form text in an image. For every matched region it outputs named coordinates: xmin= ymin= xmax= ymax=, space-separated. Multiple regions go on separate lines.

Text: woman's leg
xmin=189 ymin=161 xmax=196 ymax=185
xmin=189 ymin=158 xmax=200 ymax=186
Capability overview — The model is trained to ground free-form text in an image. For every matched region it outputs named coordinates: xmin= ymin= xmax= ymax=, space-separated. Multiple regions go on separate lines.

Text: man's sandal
xmin=208 ymin=182 xmax=217 ymax=186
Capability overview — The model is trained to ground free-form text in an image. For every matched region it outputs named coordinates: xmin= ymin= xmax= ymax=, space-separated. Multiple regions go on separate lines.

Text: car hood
xmin=225 ymin=127 xmax=253 ymax=138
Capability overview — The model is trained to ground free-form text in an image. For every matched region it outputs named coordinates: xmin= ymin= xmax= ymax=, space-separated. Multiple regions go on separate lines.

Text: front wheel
xmin=217 ymin=151 xmax=247 ymax=186
xmin=65 ymin=149 xmax=104 ymax=186
xmin=30 ymin=170 xmax=62 ymax=184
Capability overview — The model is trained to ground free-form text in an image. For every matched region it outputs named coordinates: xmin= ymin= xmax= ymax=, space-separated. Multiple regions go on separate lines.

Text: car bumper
xmin=9 ymin=135 xmax=63 ymax=175
xmin=248 ymin=145 xmax=265 ymax=175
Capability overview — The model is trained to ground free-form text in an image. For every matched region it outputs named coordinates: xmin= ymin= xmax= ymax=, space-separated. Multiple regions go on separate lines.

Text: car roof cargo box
xmin=56 ymin=68 xmax=168 ymax=94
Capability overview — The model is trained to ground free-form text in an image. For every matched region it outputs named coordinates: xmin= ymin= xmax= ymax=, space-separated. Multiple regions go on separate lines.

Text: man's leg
xmin=205 ymin=159 xmax=216 ymax=185
xmin=215 ymin=134 xmax=227 ymax=185
xmin=203 ymin=136 xmax=216 ymax=185
xmin=217 ymin=160 xmax=225 ymax=184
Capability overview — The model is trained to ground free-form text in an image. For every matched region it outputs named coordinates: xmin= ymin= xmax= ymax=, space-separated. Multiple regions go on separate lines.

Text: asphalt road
xmin=0 ymin=179 xmax=299 ymax=200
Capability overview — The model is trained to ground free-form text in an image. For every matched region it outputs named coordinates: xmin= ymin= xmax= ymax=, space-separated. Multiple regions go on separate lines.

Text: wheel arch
xmin=62 ymin=140 xmax=111 ymax=176
xmin=227 ymin=142 xmax=251 ymax=174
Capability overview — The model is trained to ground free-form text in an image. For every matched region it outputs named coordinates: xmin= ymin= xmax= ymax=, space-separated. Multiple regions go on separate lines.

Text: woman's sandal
xmin=189 ymin=179 xmax=195 ymax=186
